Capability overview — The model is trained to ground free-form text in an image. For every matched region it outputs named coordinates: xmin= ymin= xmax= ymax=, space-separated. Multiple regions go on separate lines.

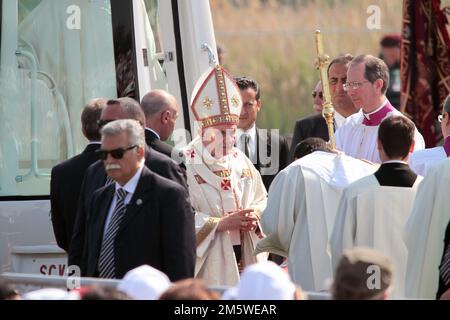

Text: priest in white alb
xmin=183 ymin=64 xmax=268 ymax=287
xmin=336 ymin=54 xmax=424 ymax=163
xmin=331 ymin=116 xmax=422 ymax=298
xmin=255 ymin=138 xmax=376 ymax=292
xmin=409 ymin=94 xmax=450 ymax=176
xmin=404 ymin=157 xmax=450 ymax=299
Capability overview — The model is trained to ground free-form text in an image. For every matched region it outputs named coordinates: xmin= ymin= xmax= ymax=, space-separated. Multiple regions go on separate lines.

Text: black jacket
xmin=50 ymin=143 xmax=101 ymax=251
xmin=82 ymin=166 xmax=195 ymax=280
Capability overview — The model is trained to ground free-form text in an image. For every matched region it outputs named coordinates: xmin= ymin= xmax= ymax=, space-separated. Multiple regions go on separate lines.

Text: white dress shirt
xmin=236 ymin=124 xmax=257 ymax=161
xmin=103 ymin=159 xmax=145 ymax=233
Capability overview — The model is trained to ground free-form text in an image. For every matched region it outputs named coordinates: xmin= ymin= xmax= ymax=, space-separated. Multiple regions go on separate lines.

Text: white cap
xmin=23 ymin=288 xmax=80 ymax=300
xmin=222 ymin=261 xmax=297 ymax=300
xmin=117 ymin=265 xmax=171 ymax=300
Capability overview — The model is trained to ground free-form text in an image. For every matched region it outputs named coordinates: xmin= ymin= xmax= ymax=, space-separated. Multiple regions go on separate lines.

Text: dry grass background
xmin=210 ymin=0 xmax=406 ymax=135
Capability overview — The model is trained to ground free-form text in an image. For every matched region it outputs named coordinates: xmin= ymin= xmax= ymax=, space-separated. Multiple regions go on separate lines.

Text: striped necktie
xmin=439 ymin=243 xmax=450 ymax=286
xmin=98 ymin=188 xmax=128 ymax=278
xmin=241 ymin=133 xmax=251 ymax=158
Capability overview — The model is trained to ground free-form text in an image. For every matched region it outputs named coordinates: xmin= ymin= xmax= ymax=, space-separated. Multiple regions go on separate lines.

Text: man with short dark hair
xmin=290 ymin=54 xmax=358 ymax=161
xmin=332 ymin=247 xmax=393 ymax=300
xmin=379 ymin=34 xmax=401 ymax=109
xmin=331 ymin=115 xmax=422 ymax=297
xmin=51 ymin=98 xmax=107 ymax=252
xmin=336 ymin=54 xmax=425 ymax=163
xmin=234 ymin=76 xmax=289 ymax=190
xmin=81 ymin=119 xmax=195 ymax=280
xmin=293 ymin=137 xmax=332 ymax=161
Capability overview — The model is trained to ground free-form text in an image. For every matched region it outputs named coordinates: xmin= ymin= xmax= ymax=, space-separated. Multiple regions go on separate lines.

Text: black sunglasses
xmin=312 ymin=91 xmax=323 ymax=100
xmin=97 ymin=145 xmax=138 ymax=160
xmin=97 ymin=119 xmax=115 ymax=128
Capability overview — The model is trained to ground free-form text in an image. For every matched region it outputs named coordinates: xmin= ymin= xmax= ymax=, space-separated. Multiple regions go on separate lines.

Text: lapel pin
xmin=136 ymin=199 xmax=143 ymax=206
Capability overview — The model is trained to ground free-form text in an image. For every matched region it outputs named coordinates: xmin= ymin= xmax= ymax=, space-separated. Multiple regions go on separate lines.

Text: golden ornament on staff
xmin=314 ymin=30 xmax=336 ymax=149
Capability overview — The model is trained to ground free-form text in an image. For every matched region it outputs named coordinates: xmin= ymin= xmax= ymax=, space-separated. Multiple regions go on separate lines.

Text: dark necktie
xmin=439 ymin=243 xmax=450 ymax=286
xmin=242 ymin=133 xmax=251 ymax=158
xmin=98 ymin=188 xmax=128 ymax=278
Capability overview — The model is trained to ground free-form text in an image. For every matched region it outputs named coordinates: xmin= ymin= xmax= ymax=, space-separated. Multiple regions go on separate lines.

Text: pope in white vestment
xmin=404 ymin=158 xmax=450 ymax=299
xmin=330 ymin=163 xmax=422 ymax=298
xmin=255 ymin=151 xmax=376 ymax=291
xmin=183 ymin=64 xmax=268 ymax=286
xmin=336 ymin=100 xmax=425 ymax=163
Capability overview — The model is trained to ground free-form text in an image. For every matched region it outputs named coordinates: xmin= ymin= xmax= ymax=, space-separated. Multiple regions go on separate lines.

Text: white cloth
xmin=330 ymin=174 xmax=422 ymax=298
xmin=409 ymin=146 xmax=446 ymax=176
xmin=183 ymin=136 xmax=268 ymax=286
xmin=103 ymin=160 xmax=145 ymax=232
xmin=404 ymin=158 xmax=450 ymax=298
xmin=334 ymin=111 xmax=346 ymax=129
xmin=335 ymin=109 xmax=425 ymax=163
xmin=236 ymin=125 xmax=256 ymax=161
xmin=118 ymin=265 xmax=171 ymax=300
xmin=255 ymin=151 xmax=377 ymax=291
xmin=222 ymin=261 xmax=297 ymax=300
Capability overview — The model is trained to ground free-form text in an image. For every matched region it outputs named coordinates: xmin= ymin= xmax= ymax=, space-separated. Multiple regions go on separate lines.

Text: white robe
xmin=404 ymin=158 xmax=450 ymax=298
xmin=409 ymin=146 xmax=447 ymax=176
xmin=255 ymin=151 xmax=376 ymax=291
xmin=183 ymin=136 xmax=268 ymax=286
xmin=336 ymin=109 xmax=425 ymax=163
xmin=330 ymin=175 xmax=422 ymax=298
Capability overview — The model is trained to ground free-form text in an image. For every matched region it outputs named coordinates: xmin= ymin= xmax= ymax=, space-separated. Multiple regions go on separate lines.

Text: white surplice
xmin=404 ymin=158 xmax=450 ymax=299
xmin=336 ymin=109 xmax=425 ymax=163
xmin=409 ymin=147 xmax=446 ymax=176
xmin=255 ymin=151 xmax=376 ymax=291
xmin=330 ymin=175 xmax=422 ymax=298
xmin=183 ymin=136 xmax=268 ymax=286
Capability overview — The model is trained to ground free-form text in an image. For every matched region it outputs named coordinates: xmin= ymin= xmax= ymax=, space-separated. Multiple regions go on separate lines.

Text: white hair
xmin=101 ymin=119 xmax=145 ymax=148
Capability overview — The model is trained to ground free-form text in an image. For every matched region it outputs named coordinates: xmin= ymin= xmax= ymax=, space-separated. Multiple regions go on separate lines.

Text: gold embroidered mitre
xmin=190 ymin=65 xmax=242 ymax=128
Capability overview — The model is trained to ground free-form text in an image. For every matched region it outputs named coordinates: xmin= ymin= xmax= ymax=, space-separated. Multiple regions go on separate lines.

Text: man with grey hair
xmin=51 ymin=98 xmax=107 ymax=252
xmin=81 ymin=119 xmax=195 ymax=280
xmin=69 ymin=97 xmax=187 ymax=268
xmin=409 ymin=94 xmax=450 ymax=175
xmin=335 ymin=54 xmax=425 ymax=163
xmin=140 ymin=89 xmax=180 ymax=158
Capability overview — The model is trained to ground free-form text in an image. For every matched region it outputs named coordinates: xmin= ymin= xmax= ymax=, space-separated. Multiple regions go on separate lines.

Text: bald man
xmin=140 ymin=89 xmax=180 ymax=159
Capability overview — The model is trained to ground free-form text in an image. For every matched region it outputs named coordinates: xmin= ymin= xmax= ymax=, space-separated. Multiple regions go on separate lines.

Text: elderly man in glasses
xmin=335 ymin=54 xmax=425 ymax=163
xmin=289 ymin=54 xmax=358 ymax=162
xmin=80 ymin=119 xmax=195 ymax=280
xmin=409 ymin=94 xmax=450 ymax=175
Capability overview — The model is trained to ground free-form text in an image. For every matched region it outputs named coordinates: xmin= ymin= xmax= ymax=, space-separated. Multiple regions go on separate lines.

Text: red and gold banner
xmin=401 ymin=0 xmax=450 ymax=147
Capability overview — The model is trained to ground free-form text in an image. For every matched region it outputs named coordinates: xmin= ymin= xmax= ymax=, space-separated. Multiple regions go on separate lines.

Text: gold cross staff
xmin=314 ymin=30 xmax=336 ymax=149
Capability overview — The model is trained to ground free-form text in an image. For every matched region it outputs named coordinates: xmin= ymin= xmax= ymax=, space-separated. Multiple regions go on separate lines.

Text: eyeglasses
xmin=312 ymin=91 xmax=323 ymax=99
xmin=97 ymin=119 xmax=114 ymax=128
xmin=97 ymin=145 xmax=138 ymax=160
xmin=343 ymin=81 xmax=370 ymax=91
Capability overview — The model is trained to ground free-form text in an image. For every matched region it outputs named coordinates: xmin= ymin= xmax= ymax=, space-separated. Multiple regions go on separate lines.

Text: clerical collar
xmin=236 ymin=124 xmax=256 ymax=143
xmin=444 ymin=136 xmax=450 ymax=157
xmin=88 ymin=141 xmax=101 ymax=145
xmin=115 ymin=158 xmax=145 ymax=194
xmin=362 ymin=100 xmax=395 ymax=126
xmin=145 ymin=127 xmax=160 ymax=140
xmin=383 ymin=160 xmax=408 ymax=165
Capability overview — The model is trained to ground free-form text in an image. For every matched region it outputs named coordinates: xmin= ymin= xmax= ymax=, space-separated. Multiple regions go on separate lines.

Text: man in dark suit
xmin=140 ymin=89 xmax=179 ymax=159
xmin=69 ymin=97 xmax=187 ymax=268
xmin=81 ymin=119 xmax=195 ymax=280
xmin=234 ymin=76 xmax=289 ymax=190
xmin=289 ymin=54 xmax=358 ymax=161
xmin=50 ymin=98 xmax=107 ymax=252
